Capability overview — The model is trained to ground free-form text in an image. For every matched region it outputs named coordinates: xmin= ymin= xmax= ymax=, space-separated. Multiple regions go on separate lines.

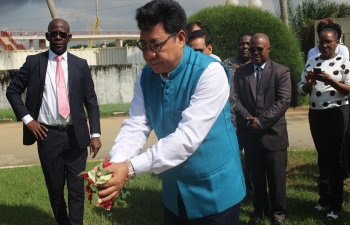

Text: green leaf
xmin=87 ymin=170 xmax=96 ymax=183
xmin=95 ymin=174 xmax=112 ymax=184
xmin=98 ymin=161 xmax=104 ymax=171
xmin=100 ymin=170 xmax=111 ymax=176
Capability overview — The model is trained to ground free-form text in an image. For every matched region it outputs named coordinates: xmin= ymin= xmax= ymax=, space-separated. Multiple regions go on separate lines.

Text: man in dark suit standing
xmin=6 ymin=18 xmax=101 ymax=225
xmin=233 ymin=33 xmax=291 ymax=225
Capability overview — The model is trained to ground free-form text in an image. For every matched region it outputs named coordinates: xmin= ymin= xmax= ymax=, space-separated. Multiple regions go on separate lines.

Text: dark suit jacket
xmin=233 ymin=60 xmax=291 ymax=151
xmin=6 ymin=51 xmax=100 ymax=149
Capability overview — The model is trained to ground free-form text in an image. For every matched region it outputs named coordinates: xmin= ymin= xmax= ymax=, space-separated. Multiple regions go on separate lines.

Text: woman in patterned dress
xmin=298 ymin=23 xmax=350 ymax=221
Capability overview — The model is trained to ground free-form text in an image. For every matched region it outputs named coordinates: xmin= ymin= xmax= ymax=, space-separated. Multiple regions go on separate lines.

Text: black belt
xmin=42 ymin=124 xmax=73 ymax=132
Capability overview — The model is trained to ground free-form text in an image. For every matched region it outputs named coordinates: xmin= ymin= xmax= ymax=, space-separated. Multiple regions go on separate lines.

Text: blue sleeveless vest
xmin=140 ymin=46 xmax=245 ymax=219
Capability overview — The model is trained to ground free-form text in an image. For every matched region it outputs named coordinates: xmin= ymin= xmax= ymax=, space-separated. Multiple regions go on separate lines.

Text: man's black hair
xmin=237 ymin=33 xmax=254 ymax=44
xmin=187 ymin=30 xmax=212 ymax=47
xmin=186 ymin=22 xmax=207 ymax=34
xmin=320 ymin=23 xmax=341 ymax=41
xmin=135 ymin=0 xmax=186 ymax=35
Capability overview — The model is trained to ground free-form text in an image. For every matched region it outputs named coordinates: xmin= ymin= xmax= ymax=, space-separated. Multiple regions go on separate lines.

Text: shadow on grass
xmin=286 ymin=154 xmax=350 ymax=224
xmin=91 ymin=187 xmax=164 ymax=225
xmin=239 ymin=151 xmax=350 ymax=225
xmin=240 ymin=187 xmax=350 ymax=224
xmin=286 ymin=195 xmax=350 ymax=225
xmin=151 ymin=172 xmax=162 ymax=180
xmin=0 ymin=204 xmax=55 ymax=225
xmin=287 ymin=163 xmax=320 ymax=192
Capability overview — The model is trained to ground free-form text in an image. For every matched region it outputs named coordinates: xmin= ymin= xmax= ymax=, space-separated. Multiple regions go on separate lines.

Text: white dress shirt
xmin=22 ymin=50 xmax=100 ymax=137
xmin=23 ymin=50 xmax=71 ymax=125
xmin=209 ymin=53 xmax=221 ymax=61
xmin=253 ymin=62 xmax=266 ymax=83
xmin=109 ymin=62 xmax=230 ymax=175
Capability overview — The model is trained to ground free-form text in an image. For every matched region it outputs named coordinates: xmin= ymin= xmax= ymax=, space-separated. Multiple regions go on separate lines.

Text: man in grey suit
xmin=233 ymin=33 xmax=291 ymax=225
xmin=6 ymin=18 xmax=101 ymax=225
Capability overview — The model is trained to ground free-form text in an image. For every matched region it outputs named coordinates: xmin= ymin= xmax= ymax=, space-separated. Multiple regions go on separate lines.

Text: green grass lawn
xmin=0 ymin=103 xmax=130 ymax=122
xmin=0 ymin=150 xmax=350 ymax=224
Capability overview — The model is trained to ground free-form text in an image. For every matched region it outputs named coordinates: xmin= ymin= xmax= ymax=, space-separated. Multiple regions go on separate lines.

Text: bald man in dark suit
xmin=6 ymin=18 xmax=101 ymax=225
xmin=233 ymin=33 xmax=291 ymax=225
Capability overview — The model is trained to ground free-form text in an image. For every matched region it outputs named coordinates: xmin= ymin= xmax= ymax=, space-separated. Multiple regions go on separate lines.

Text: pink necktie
xmin=56 ymin=55 xmax=70 ymax=119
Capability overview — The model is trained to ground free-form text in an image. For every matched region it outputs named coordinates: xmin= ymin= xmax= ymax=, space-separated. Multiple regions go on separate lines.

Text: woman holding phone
xmin=298 ymin=23 xmax=350 ymax=221
xmin=307 ymin=17 xmax=350 ymax=197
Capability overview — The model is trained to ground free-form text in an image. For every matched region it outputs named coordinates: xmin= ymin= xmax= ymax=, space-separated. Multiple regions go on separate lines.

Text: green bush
xmin=188 ymin=5 xmax=305 ymax=107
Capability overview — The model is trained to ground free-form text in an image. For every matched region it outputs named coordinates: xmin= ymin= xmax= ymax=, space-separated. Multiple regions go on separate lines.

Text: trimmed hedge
xmin=188 ymin=5 xmax=306 ymax=107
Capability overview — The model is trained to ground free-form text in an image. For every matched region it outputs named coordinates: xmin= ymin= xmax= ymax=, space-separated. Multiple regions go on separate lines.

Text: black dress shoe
xmin=271 ymin=219 xmax=283 ymax=225
xmin=249 ymin=217 xmax=262 ymax=224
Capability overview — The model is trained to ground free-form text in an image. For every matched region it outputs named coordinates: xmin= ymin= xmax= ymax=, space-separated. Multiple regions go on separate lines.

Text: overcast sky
xmin=0 ymin=0 xmax=346 ymax=33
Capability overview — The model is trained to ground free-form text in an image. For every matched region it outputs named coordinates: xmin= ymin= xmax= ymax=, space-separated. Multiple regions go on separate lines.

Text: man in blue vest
xmin=96 ymin=0 xmax=245 ymax=224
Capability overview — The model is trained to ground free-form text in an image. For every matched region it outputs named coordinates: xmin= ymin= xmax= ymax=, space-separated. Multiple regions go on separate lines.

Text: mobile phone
xmin=313 ymin=68 xmax=321 ymax=75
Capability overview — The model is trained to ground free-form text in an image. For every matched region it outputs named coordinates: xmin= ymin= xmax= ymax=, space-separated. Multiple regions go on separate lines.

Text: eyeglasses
xmin=47 ymin=31 xmax=70 ymax=39
xmin=137 ymin=32 xmax=177 ymax=53
xmin=318 ymin=40 xmax=334 ymax=47
xmin=248 ymin=47 xmax=265 ymax=53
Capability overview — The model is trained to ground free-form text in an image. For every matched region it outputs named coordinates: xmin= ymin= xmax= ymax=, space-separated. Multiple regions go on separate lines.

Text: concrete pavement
xmin=0 ymin=108 xmax=314 ymax=168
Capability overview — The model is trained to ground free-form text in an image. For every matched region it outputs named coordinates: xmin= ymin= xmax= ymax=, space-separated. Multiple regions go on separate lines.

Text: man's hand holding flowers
xmin=96 ymin=161 xmax=129 ymax=204
xmin=78 ymin=157 xmax=130 ymax=210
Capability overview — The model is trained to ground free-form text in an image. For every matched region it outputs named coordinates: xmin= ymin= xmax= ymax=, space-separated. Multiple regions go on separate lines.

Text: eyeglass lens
xmin=137 ymin=32 xmax=176 ymax=52
xmin=49 ymin=31 xmax=69 ymax=38
xmin=319 ymin=40 xmax=333 ymax=46
xmin=248 ymin=47 xmax=264 ymax=53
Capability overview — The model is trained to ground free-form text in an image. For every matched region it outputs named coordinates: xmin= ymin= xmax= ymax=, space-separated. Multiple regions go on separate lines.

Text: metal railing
xmin=1 ymin=31 xmax=27 ymax=50
xmin=0 ymin=38 xmax=14 ymax=50
xmin=7 ymin=30 xmax=140 ymax=37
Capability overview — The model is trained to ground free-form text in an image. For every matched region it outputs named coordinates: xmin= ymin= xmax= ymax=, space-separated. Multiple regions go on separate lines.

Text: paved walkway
xmin=0 ymin=108 xmax=314 ymax=168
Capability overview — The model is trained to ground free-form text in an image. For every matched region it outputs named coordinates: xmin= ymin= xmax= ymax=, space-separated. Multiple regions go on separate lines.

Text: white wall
xmin=0 ymin=64 xmax=145 ymax=110
xmin=0 ymin=46 xmax=145 ymax=70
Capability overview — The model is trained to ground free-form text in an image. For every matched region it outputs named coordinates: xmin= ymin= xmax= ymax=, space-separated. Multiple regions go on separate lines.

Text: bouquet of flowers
xmin=78 ymin=156 xmax=130 ymax=210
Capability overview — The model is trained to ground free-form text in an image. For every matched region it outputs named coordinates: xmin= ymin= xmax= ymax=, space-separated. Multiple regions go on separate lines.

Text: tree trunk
xmin=279 ymin=0 xmax=288 ymax=26
xmin=46 ymin=0 xmax=58 ymax=19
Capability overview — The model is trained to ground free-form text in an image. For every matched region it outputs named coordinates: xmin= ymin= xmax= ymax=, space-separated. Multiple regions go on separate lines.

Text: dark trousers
xmin=37 ymin=126 xmax=87 ymax=225
xmin=342 ymin=104 xmax=350 ymax=179
xmin=342 ymin=127 xmax=350 ymax=179
xmin=245 ymin=137 xmax=287 ymax=222
xmin=309 ymin=106 xmax=348 ymax=212
xmin=163 ymin=193 xmax=241 ymax=225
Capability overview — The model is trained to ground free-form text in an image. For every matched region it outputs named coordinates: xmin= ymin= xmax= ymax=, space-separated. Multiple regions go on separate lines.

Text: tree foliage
xmin=188 ymin=5 xmax=305 ymax=106
xmin=288 ymin=0 xmax=350 ymax=60
xmin=70 ymin=44 xmax=88 ymax=49
xmin=105 ymin=40 xmax=137 ymax=47
xmin=123 ymin=40 xmax=137 ymax=46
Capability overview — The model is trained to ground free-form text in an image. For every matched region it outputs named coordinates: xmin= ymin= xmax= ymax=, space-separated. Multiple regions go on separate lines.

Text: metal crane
xmin=89 ymin=0 xmax=99 ymax=48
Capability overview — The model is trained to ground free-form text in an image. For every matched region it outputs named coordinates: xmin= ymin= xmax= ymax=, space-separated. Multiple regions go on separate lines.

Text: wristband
xmin=125 ymin=159 xmax=136 ymax=181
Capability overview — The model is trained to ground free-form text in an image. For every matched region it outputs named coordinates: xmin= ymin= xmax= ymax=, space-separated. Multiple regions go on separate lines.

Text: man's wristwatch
xmin=125 ymin=159 xmax=136 ymax=181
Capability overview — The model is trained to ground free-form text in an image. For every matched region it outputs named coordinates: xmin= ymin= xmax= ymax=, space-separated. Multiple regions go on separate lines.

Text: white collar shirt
xmin=253 ymin=62 xmax=266 ymax=79
xmin=37 ymin=49 xmax=72 ymax=125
